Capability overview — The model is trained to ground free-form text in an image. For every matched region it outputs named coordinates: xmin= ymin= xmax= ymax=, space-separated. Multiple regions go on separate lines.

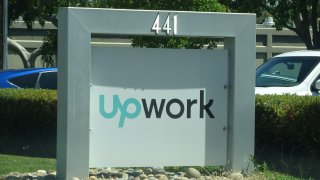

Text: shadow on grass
xmin=1 ymin=126 xmax=320 ymax=180
xmin=255 ymin=144 xmax=320 ymax=179
xmin=0 ymin=127 xmax=56 ymax=158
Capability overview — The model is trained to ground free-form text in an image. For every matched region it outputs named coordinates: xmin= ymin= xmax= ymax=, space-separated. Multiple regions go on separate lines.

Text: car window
xmin=268 ymin=62 xmax=302 ymax=80
xmin=8 ymin=73 xmax=39 ymax=88
xmin=38 ymin=71 xmax=57 ymax=90
xmin=256 ymin=57 xmax=320 ymax=87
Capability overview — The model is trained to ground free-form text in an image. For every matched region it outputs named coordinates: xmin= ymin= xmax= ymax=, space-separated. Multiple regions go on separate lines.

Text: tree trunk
xmin=286 ymin=0 xmax=317 ymax=50
xmin=289 ymin=27 xmax=315 ymax=50
xmin=7 ymin=37 xmax=42 ymax=68
xmin=298 ymin=30 xmax=315 ymax=50
xmin=311 ymin=0 xmax=320 ymax=49
xmin=300 ymin=0 xmax=314 ymax=49
xmin=0 ymin=0 xmax=3 ymax=70
xmin=29 ymin=48 xmax=42 ymax=68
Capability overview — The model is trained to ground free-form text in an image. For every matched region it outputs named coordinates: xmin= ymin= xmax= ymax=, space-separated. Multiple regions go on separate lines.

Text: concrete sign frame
xmin=57 ymin=7 xmax=256 ymax=179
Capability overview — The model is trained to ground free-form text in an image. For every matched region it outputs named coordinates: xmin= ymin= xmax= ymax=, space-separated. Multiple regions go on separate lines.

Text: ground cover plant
xmin=0 ymin=154 xmax=55 ymax=176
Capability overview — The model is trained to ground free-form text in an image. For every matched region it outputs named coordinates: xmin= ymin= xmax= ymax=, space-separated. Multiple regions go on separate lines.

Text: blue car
xmin=0 ymin=67 xmax=57 ymax=90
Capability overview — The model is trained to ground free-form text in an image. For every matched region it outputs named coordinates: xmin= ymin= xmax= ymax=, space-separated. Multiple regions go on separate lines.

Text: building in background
xmin=7 ymin=21 xmax=306 ymax=69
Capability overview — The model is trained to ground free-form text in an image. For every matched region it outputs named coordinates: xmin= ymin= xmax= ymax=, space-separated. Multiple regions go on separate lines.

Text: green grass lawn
xmin=0 ymin=154 xmax=310 ymax=179
xmin=0 ymin=154 xmax=56 ymax=176
xmin=250 ymin=162 xmax=311 ymax=180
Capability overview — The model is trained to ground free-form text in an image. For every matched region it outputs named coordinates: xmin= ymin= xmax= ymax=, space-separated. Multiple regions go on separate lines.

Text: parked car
xmin=0 ymin=67 xmax=57 ymax=90
xmin=256 ymin=50 xmax=320 ymax=96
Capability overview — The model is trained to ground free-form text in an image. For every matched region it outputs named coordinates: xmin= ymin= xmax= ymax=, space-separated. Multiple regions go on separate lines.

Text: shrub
xmin=1 ymin=89 xmax=319 ymax=159
xmin=0 ymin=88 xmax=57 ymax=132
xmin=255 ymin=95 xmax=320 ymax=155
xmin=0 ymin=89 xmax=57 ymax=157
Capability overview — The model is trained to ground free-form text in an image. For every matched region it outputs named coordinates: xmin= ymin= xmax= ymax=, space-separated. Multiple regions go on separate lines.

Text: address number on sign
xmin=151 ymin=14 xmax=177 ymax=35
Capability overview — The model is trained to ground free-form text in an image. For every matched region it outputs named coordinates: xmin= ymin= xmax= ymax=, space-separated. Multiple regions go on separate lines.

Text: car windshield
xmin=256 ymin=56 xmax=320 ymax=87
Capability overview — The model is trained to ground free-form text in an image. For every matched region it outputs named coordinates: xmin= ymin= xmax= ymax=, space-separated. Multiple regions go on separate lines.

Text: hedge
xmin=0 ymin=89 xmax=319 ymax=156
xmin=0 ymin=88 xmax=57 ymax=132
xmin=256 ymin=95 xmax=320 ymax=155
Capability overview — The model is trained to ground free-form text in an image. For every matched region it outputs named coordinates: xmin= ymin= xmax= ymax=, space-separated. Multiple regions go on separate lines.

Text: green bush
xmin=1 ymin=89 xmax=319 ymax=159
xmin=0 ymin=89 xmax=57 ymax=157
xmin=0 ymin=88 xmax=57 ymax=132
xmin=255 ymin=95 xmax=320 ymax=155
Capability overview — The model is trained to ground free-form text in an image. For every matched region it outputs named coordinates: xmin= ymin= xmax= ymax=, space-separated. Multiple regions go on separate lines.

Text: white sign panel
xmin=89 ymin=47 xmax=228 ymax=167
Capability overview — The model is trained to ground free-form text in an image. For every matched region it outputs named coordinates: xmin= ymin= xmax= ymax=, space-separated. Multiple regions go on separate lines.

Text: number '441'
xmin=152 ymin=14 xmax=177 ymax=35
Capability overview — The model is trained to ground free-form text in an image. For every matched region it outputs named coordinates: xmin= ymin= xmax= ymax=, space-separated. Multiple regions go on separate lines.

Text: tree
xmin=7 ymin=0 xmax=60 ymax=68
xmin=8 ymin=0 xmax=226 ymax=68
xmin=220 ymin=0 xmax=320 ymax=50
xmin=7 ymin=0 xmax=91 ymax=68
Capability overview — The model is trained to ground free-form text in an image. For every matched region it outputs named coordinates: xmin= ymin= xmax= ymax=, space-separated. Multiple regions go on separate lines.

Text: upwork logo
xmin=99 ymin=90 xmax=214 ymax=128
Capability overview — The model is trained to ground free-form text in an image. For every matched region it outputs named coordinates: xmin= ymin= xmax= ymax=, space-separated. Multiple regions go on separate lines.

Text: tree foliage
xmin=8 ymin=0 xmax=93 ymax=67
xmin=8 ymin=0 xmax=226 ymax=67
xmin=8 ymin=0 xmax=59 ymax=28
xmin=220 ymin=0 xmax=320 ymax=49
xmin=107 ymin=0 xmax=225 ymax=11
xmin=108 ymin=0 xmax=226 ymax=49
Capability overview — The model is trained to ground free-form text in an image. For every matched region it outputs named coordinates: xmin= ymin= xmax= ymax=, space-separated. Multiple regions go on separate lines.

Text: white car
xmin=256 ymin=50 xmax=320 ymax=96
